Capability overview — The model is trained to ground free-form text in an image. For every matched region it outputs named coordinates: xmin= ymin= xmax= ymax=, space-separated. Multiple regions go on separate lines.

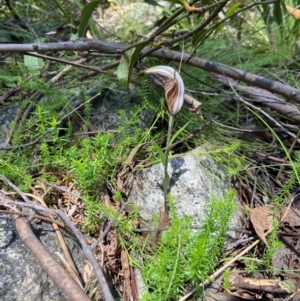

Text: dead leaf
xmin=286 ymin=5 xmax=300 ymax=19
xmin=83 ymin=261 xmax=93 ymax=284
xmin=250 ymin=205 xmax=274 ymax=246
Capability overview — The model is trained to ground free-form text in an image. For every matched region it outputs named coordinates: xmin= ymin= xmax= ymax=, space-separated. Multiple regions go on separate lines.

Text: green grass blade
xmin=128 ymin=41 xmax=148 ymax=85
xmin=250 ymin=109 xmax=300 ymax=185
xmin=52 ymin=0 xmax=70 ymax=21
xmin=153 ymin=142 xmax=166 ymax=166
xmin=78 ymin=1 xmax=100 ymax=38
xmin=169 ymin=121 xmax=190 ymax=146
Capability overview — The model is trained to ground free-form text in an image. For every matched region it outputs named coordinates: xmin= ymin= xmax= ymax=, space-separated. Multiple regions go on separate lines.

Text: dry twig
xmin=0 ymin=40 xmax=300 ymax=103
xmin=56 ymin=210 xmax=115 ymax=301
xmin=13 ymin=216 xmax=90 ymax=301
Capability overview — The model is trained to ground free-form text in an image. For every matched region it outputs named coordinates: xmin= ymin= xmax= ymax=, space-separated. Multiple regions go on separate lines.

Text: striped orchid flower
xmin=143 ymin=65 xmax=184 ymax=115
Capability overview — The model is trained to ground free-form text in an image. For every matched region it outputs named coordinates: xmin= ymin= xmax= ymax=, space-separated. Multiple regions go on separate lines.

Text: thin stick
xmin=0 ymin=195 xmax=57 ymax=215
xmin=55 ymin=252 xmax=84 ymax=289
xmin=29 ymin=184 xmax=82 ymax=287
xmin=23 ymin=52 xmax=107 ymax=73
xmin=0 ymin=209 xmax=65 ymax=227
xmin=56 ymin=210 xmax=114 ymax=301
xmin=0 ymin=96 xmax=94 ymax=151
xmin=0 ymin=173 xmax=31 ymax=203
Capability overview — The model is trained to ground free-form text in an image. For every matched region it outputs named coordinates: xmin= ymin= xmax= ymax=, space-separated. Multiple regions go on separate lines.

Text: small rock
xmin=128 ymin=148 xmax=241 ymax=237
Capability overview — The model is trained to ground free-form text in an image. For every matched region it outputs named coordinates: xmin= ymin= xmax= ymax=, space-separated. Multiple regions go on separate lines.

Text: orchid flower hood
xmin=143 ymin=65 xmax=184 ymax=115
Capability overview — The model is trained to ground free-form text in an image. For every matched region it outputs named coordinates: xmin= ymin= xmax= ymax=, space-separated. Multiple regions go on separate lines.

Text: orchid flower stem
xmin=163 ymin=114 xmax=174 ymax=214
xmin=142 ymin=65 xmax=185 ymax=215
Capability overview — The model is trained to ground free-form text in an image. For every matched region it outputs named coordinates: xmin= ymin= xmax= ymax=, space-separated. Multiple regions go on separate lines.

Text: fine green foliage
xmin=141 ymin=190 xmax=236 ymax=300
xmin=252 ymin=110 xmax=300 ymax=206
xmin=244 ymin=111 xmax=300 ymax=276
xmin=0 ymin=156 xmax=32 ymax=191
xmin=1 ymin=111 xmax=146 ymax=231
xmin=273 ymin=151 xmax=300 ymax=207
xmin=243 ymin=256 xmax=264 ymax=277
xmin=0 ymin=78 xmax=152 ymax=231
xmin=263 ymin=219 xmax=283 ymax=274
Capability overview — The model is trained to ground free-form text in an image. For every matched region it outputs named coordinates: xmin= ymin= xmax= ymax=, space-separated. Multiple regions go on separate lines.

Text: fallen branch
xmin=13 ymin=216 xmax=91 ymax=301
xmin=0 ymin=39 xmax=300 ymax=103
xmin=234 ymin=95 xmax=300 ymax=144
xmin=0 ymin=173 xmax=32 ymax=204
xmin=229 ymin=273 xmax=290 ymax=295
xmin=215 ymin=74 xmax=300 ymax=122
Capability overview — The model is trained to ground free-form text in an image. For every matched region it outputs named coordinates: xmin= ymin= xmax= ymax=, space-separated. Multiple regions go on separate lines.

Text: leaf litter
xmin=250 ymin=205 xmax=274 ymax=247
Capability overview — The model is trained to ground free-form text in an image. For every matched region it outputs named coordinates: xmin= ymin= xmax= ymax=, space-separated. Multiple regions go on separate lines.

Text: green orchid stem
xmin=163 ymin=114 xmax=174 ymax=214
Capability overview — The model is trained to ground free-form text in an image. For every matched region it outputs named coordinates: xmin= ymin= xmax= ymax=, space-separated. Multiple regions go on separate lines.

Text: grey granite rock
xmin=0 ymin=102 xmax=20 ymax=147
xmin=0 ymin=215 xmax=85 ymax=301
xmin=128 ymin=148 xmax=241 ymax=237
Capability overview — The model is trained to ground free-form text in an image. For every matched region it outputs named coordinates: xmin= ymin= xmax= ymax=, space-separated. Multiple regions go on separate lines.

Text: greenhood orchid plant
xmin=142 ymin=65 xmax=185 ymax=215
